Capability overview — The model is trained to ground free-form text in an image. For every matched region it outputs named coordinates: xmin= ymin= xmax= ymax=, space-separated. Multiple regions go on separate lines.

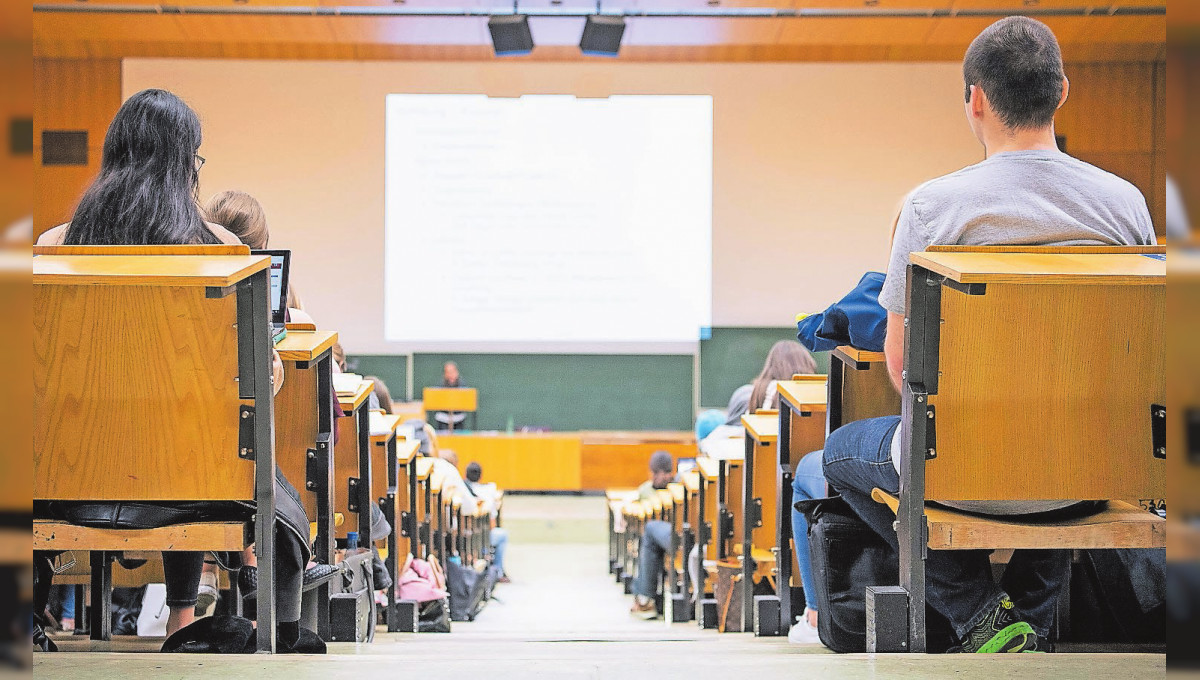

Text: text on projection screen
xmin=384 ymin=94 xmax=713 ymax=351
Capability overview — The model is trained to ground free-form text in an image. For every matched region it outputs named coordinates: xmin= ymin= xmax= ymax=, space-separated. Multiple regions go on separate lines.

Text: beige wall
xmin=124 ymin=59 xmax=983 ymax=354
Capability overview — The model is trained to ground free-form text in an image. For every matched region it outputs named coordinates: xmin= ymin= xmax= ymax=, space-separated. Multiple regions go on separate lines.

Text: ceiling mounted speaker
xmin=488 ymin=15 xmax=535 ymax=57
xmin=579 ymin=15 xmax=625 ymax=57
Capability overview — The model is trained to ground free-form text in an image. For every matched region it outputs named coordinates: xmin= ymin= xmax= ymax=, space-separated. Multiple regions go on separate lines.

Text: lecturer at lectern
xmin=433 ymin=361 xmax=468 ymax=429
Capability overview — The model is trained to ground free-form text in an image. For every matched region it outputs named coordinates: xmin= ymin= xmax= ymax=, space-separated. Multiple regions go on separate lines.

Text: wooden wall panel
xmin=33 ymin=59 xmax=122 ymax=237
xmin=1058 ymin=61 xmax=1166 ymax=235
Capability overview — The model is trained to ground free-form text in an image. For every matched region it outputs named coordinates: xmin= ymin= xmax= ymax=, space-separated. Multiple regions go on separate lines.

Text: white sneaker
xmin=787 ymin=612 xmax=821 ymax=644
xmin=194 ymin=570 xmax=219 ymax=617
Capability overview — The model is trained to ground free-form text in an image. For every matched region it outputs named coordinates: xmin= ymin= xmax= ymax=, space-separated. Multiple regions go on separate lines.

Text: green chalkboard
xmin=351 ymin=353 xmax=694 ymax=431
xmin=349 ymin=328 xmax=826 ymax=431
xmin=698 ymin=327 xmax=827 ymax=408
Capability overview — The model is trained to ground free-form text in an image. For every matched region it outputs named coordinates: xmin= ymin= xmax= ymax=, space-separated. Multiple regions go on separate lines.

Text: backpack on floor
xmin=797 ymin=496 xmax=955 ymax=653
xmin=446 ymin=559 xmax=489 ymax=622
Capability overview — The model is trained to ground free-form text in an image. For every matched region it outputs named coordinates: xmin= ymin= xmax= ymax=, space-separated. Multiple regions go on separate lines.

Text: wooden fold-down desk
xmin=274 ymin=328 xmax=339 ymax=641
xmin=773 ymin=377 xmax=829 ymax=635
xmin=336 ymin=380 xmax=374 ymax=542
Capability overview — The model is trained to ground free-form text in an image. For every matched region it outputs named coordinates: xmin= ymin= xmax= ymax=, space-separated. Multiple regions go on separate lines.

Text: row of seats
xmin=608 ymin=245 xmax=1166 ymax=651
xmin=31 ymin=245 xmax=500 ymax=651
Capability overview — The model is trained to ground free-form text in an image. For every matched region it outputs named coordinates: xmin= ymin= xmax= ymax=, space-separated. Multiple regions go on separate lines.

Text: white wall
xmin=125 ymin=58 xmax=982 ymax=354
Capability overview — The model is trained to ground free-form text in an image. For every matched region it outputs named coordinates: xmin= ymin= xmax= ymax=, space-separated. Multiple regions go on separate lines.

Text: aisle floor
xmin=36 ymin=495 xmax=1166 ymax=679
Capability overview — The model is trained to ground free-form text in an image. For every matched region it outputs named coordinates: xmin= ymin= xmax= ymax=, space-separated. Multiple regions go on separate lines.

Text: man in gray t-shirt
xmin=820 ymin=17 xmax=1155 ymax=654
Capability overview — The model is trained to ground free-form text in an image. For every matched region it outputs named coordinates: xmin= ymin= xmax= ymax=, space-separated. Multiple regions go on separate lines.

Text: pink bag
xmin=397 ymin=558 xmax=449 ymax=603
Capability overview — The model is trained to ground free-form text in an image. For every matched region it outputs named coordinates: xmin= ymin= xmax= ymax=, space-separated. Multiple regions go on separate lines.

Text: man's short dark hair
xmin=465 ymin=462 xmax=482 ymax=483
xmin=963 ymin=16 xmax=1065 ymax=130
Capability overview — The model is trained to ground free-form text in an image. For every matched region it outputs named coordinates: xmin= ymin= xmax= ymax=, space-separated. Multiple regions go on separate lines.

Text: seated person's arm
xmin=884 ymin=311 xmax=904 ymax=394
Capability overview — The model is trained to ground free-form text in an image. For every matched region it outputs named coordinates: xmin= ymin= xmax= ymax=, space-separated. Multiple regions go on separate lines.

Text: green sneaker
xmin=957 ymin=597 xmax=1038 ymax=653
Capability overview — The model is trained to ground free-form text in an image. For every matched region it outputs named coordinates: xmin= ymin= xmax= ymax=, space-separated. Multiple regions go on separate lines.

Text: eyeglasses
xmin=195 ymin=154 xmax=206 ymax=170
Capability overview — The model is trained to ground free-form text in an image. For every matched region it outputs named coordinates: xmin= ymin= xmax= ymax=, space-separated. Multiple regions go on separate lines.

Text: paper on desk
xmin=369 ymin=410 xmax=391 ymax=436
xmin=333 ymin=373 xmax=364 ymax=396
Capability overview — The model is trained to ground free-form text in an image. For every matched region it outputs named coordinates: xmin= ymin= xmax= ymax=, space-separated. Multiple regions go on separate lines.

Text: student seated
xmin=628 ymin=450 xmax=676 ymax=620
xmin=33 ymin=89 xmax=314 ymax=650
xmin=364 ymin=375 xmax=395 ymax=413
xmin=700 ymin=341 xmax=816 ymax=457
xmin=198 ymin=188 xmax=340 ymax=614
xmin=803 ymin=18 xmax=1155 ymax=653
xmin=464 ymin=462 xmax=509 ymax=583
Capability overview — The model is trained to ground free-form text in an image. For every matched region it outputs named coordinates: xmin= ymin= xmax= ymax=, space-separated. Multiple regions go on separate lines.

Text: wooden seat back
xmin=910 ymin=248 xmax=1165 ymax=503
xmin=34 ymin=254 xmax=271 ymax=502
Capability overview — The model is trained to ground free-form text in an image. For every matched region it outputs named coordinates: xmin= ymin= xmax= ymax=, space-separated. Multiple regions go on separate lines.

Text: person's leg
xmin=489 ymin=527 xmax=509 ymax=575
xmin=161 ymin=551 xmax=203 ymax=636
xmin=60 ymin=585 xmax=76 ymax=630
xmin=791 ymin=449 xmax=826 ymax=624
xmin=1000 ymin=549 xmax=1071 ymax=639
xmin=822 ymin=416 xmax=1006 ymax=641
xmin=632 ymin=520 xmax=672 ymax=599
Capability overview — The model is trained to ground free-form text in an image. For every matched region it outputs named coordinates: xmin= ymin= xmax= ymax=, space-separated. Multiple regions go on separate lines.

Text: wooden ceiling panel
xmin=328 ymin=16 xmax=490 ymax=44
xmin=624 ymin=17 xmax=784 ymax=45
xmin=174 ymin=15 xmax=339 ymax=43
xmin=33 ymin=13 xmax=187 ymax=43
xmin=777 ymin=17 xmax=935 ymax=45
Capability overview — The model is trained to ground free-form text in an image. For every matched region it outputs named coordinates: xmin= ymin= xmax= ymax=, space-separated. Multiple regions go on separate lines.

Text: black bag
xmin=445 ymin=559 xmax=489 ymax=622
xmin=1068 ymin=548 xmax=1165 ymax=644
xmin=161 ymin=615 xmax=326 ymax=654
xmin=798 ymin=496 xmax=954 ymax=653
xmin=417 ymin=598 xmax=452 ymax=633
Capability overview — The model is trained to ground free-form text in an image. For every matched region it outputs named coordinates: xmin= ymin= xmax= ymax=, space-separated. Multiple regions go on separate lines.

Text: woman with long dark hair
xmin=38 ymin=88 xmax=240 ymax=247
xmin=35 ymin=89 xmax=315 ymax=652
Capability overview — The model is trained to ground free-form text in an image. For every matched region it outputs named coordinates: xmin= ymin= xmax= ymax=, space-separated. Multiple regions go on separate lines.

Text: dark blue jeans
xmin=633 ymin=520 xmax=672 ymax=598
xmin=822 ymin=416 xmax=1069 ymax=639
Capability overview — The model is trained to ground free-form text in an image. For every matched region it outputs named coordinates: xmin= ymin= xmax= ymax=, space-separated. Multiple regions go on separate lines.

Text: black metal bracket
xmin=205 ymin=284 xmax=237 ymax=299
xmin=400 ymin=511 xmax=416 ymax=538
xmin=700 ymin=521 xmax=712 ymax=545
xmin=1151 ymin=404 xmax=1166 ymax=460
xmin=719 ymin=509 xmax=735 ymax=540
xmin=305 ymin=448 xmax=319 ymax=490
xmin=924 ymin=404 xmax=937 ymax=460
xmin=942 ymin=279 xmax=987 ymax=296
xmin=347 ymin=477 xmax=360 ymax=512
xmin=1188 ymin=408 xmax=1200 ymax=465
xmin=750 ymin=498 xmax=763 ymax=528
xmin=238 ymin=404 xmax=256 ymax=460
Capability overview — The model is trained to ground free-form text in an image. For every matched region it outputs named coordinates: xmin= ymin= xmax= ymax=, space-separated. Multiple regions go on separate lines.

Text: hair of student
xmin=649 ymin=450 xmax=674 ymax=474
xmin=365 ymin=375 xmax=394 ymax=413
xmin=962 ymin=16 xmax=1065 ymax=131
xmin=332 ymin=343 xmax=347 ymax=373
xmin=749 ymin=340 xmax=818 ymax=411
xmin=465 ymin=462 xmax=482 ymax=483
xmin=205 ymin=190 xmax=269 ymax=250
xmin=286 ymin=283 xmax=304 ymax=311
xmin=65 ymin=89 xmax=216 ymax=246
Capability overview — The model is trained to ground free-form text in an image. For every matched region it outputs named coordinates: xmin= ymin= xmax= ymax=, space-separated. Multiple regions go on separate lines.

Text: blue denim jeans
xmin=790 ymin=450 xmax=827 ymax=613
xmin=490 ymin=527 xmax=509 ymax=575
xmin=633 ymin=520 xmax=673 ymax=598
xmin=822 ymin=416 xmax=1069 ymax=640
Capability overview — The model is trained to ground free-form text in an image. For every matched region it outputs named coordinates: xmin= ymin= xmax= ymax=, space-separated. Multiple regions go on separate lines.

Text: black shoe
xmin=302 ymin=563 xmax=342 ymax=592
xmin=371 ymin=553 xmax=393 ymax=592
xmin=239 ymin=565 xmax=258 ymax=600
xmin=953 ymin=597 xmax=1038 ymax=653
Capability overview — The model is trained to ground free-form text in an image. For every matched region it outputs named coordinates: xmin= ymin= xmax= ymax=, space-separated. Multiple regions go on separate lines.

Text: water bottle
xmin=346 ymin=531 xmax=359 ymax=552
